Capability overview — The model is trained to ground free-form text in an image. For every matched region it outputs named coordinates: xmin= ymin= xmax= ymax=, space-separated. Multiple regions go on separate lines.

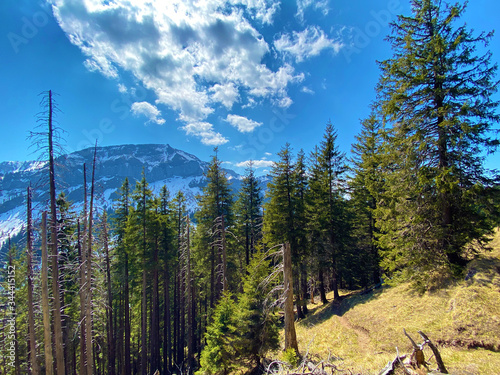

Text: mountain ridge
xmin=0 ymin=143 xmax=257 ymax=252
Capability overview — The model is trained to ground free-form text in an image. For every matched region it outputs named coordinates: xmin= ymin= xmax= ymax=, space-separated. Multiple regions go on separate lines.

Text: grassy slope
xmin=290 ymin=229 xmax=500 ymax=374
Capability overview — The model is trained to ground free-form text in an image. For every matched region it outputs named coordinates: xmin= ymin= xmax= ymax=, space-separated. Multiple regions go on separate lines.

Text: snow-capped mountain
xmin=0 ymin=144 xmax=248 ymax=253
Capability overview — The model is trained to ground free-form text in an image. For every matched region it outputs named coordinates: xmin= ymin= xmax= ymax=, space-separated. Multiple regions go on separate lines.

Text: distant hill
xmin=0 ymin=144 xmax=267 ymax=253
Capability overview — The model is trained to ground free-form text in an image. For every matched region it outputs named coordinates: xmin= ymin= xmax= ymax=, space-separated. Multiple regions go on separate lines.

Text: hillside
xmin=286 ymin=229 xmax=500 ymax=375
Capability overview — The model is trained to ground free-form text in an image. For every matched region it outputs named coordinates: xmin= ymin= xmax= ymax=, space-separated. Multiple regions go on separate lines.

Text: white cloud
xmin=131 ymin=101 xmax=165 ymax=125
xmin=117 ymin=83 xmax=128 ymax=93
xmin=225 ymin=114 xmax=262 ymax=133
xmin=301 ymin=86 xmax=315 ymax=94
xmin=296 ymin=0 xmax=329 ymax=22
xmin=210 ymin=83 xmax=239 ymax=109
xmin=182 ymin=122 xmax=228 ymax=146
xmin=274 ymin=26 xmax=343 ymax=62
xmin=51 ymin=0 xmax=302 ymax=144
xmin=235 ymin=159 xmax=274 ymax=168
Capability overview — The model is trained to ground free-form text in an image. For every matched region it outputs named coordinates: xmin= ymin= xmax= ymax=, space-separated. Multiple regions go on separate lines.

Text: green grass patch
xmin=281 ymin=229 xmax=500 ymax=374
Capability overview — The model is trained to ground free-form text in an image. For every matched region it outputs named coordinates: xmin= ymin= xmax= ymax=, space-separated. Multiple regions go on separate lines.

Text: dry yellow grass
xmin=287 ymin=229 xmax=500 ymax=374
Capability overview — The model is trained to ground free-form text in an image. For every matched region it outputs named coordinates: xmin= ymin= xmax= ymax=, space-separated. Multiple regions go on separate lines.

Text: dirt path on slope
xmin=330 ymin=297 xmax=373 ymax=355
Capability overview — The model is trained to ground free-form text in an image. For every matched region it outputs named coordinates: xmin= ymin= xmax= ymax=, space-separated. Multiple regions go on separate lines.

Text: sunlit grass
xmin=279 ymin=229 xmax=500 ymax=374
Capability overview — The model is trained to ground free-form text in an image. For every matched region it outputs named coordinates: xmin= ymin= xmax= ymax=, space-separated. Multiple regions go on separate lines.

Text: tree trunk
xmin=300 ymin=264 xmax=308 ymax=315
xmin=221 ymin=214 xmax=228 ymax=293
xmin=124 ymin=252 xmax=131 ymax=375
xmin=41 ymin=212 xmax=54 ymax=375
xmin=104 ymin=215 xmax=116 ymax=375
xmin=283 ymin=242 xmax=299 ymax=355
xmin=151 ymin=236 xmax=160 ymax=373
xmin=77 ymin=221 xmax=87 ymax=375
xmin=186 ymin=216 xmax=194 ymax=373
xmin=27 ymin=187 xmax=40 ymax=375
xmin=318 ymin=268 xmax=328 ymax=304
xmin=141 ymin=179 xmax=148 ymax=375
xmin=85 ymin=144 xmax=97 ymax=375
xmin=47 ymin=90 xmax=65 ymax=375
xmin=164 ymin=258 xmax=171 ymax=372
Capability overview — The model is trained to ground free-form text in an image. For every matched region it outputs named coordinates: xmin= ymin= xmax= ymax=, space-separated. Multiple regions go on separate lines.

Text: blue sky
xmin=1 ymin=0 xmax=499 ymax=175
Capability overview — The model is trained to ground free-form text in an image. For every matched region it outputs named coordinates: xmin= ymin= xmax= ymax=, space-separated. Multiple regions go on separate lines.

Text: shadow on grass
xmin=298 ymin=287 xmax=386 ymax=327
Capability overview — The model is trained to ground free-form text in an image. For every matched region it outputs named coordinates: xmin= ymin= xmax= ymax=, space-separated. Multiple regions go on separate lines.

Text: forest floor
xmin=278 ymin=229 xmax=500 ymax=374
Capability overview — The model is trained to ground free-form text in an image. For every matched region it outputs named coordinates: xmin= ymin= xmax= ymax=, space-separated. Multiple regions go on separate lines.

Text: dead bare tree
xmin=40 ymin=212 xmax=54 ymax=375
xmin=29 ymin=90 xmax=66 ymax=375
xmin=84 ymin=142 xmax=98 ymax=375
xmin=26 ymin=186 xmax=40 ymax=375
xmin=259 ymin=243 xmax=299 ymax=356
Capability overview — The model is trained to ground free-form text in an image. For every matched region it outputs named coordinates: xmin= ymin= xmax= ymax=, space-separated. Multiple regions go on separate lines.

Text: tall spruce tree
xmin=195 ymin=148 xmax=233 ymax=307
xmin=264 ymin=144 xmax=307 ymax=317
xmin=306 ymin=122 xmax=348 ymax=299
xmin=376 ymin=0 xmax=500 ymax=281
xmin=350 ymin=113 xmax=385 ymax=285
xmin=235 ymin=161 xmax=263 ymax=267
xmin=128 ymin=172 xmax=154 ymax=375
xmin=112 ymin=178 xmax=132 ymax=375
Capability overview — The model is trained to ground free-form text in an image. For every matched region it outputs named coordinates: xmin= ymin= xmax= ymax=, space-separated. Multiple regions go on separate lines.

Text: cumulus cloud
xmin=210 ymin=83 xmax=239 ymax=109
xmin=182 ymin=122 xmax=228 ymax=146
xmin=131 ymin=101 xmax=165 ymax=125
xmin=50 ymin=0 xmax=303 ymax=144
xmin=274 ymin=26 xmax=343 ymax=62
xmin=225 ymin=114 xmax=262 ymax=133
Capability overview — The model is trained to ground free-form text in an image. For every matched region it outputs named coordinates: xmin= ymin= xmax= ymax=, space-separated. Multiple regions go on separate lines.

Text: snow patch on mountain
xmin=0 ymin=144 xmax=240 ymax=251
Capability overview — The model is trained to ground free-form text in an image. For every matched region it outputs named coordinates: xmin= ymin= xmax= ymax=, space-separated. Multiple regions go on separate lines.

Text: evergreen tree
xmin=264 ymin=144 xmax=306 ymax=316
xmin=350 ymin=113 xmax=385 ymax=285
xmin=197 ymin=293 xmax=237 ymax=375
xmin=293 ymin=150 xmax=309 ymax=315
xmin=234 ymin=251 xmax=279 ymax=369
xmin=306 ymin=122 xmax=348 ymax=299
xmin=112 ymin=177 xmax=132 ymax=375
xmin=158 ymin=185 xmax=175 ymax=372
xmin=235 ymin=161 xmax=263 ymax=267
xmin=195 ymin=148 xmax=233 ymax=307
xmin=127 ymin=172 xmax=154 ymax=375
xmin=56 ymin=192 xmax=80 ymax=374
xmin=376 ymin=0 xmax=500 ymax=282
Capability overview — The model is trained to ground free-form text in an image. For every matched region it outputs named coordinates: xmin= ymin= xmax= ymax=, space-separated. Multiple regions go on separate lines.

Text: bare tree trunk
xmin=173 ymin=265 xmax=179 ymax=368
xmin=47 ymin=90 xmax=65 ymax=375
xmin=141 ymin=265 xmax=148 ymax=375
xmin=41 ymin=212 xmax=54 ymax=375
xmin=7 ymin=241 xmax=21 ymax=375
xmin=141 ymin=181 xmax=148 ymax=375
xmin=27 ymin=187 xmax=40 ymax=375
xmin=300 ymin=264 xmax=308 ymax=315
xmin=85 ymin=143 xmax=97 ymax=375
xmin=186 ymin=216 xmax=194 ymax=373
xmin=283 ymin=242 xmax=299 ymax=355
xmin=124 ymin=252 xmax=131 ymax=375
xmin=163 ymin=258 xmax=171 ymax=372
xmin=103 ymin=213 xmax=116 ymax=375
xmin=179 ymin=253 xmax=185 ymax=368
xmin=151 ymin=236 xmax=160 ymax=373
xmin=78 ymin=220 xmax=87 ymax=375
xmin=210 ymin=244 xmax=215 ymax=309
xmin=318 ymin=268 xmax=328 ymax=305
xmin=221 ymin=214 xmax=228 ymax=293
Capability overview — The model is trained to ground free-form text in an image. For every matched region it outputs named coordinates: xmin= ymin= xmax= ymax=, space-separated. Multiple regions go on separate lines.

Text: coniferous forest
xmin=1 ymin=1 xmax=500 ymax=374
